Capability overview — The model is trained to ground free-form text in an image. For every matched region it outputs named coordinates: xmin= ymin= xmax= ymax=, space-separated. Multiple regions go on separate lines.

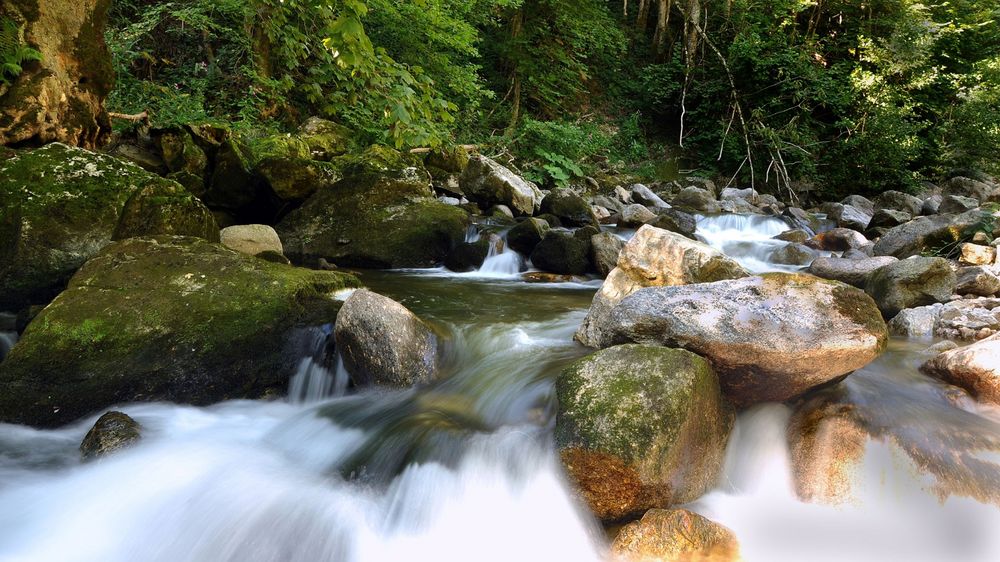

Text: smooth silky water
xmin=1 ymin=218 xmax=999 ymax=561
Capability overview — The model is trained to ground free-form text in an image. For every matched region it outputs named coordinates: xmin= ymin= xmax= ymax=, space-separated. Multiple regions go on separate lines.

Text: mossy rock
xmin=206 ymin=138 xmax=257 ymax=211
xmin=0 ymin=236 xmax=360 ymax=428
xmin=245 ymin=134 xmax=312 ymax=164
xmin=112 ymin=182 xmax=219 ymax=242
xmin=156 ymin=127 xmax=208 ymax=178
xmin=530 ymin=230 xmax=592 ymax=275
xmin=332 ymin=144 xmax=423 ymax=178
xmin=556 ymin=344 xmax=732 ymax=520
xmin=255 ymin=156 xmax=341 ymax=204
xmin=0 ymin=143 xmax=188 ymax=311
xmin=297 ymin=117 xmax=354 ymax=161
xmin=80 ymin=411 xmax=141 ymax=461
xmin=425 ymin=145 xmax=470 ymax=174
xmin=277 ymin=161 xmax=469 ymax=268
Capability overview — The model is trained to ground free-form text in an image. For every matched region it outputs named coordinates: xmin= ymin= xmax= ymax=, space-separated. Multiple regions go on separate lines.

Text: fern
xmin=0 ymin=18 xmax=42 ymax=85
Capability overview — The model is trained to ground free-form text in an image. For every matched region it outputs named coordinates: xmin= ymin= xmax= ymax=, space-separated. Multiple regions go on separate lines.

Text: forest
xmin=97 ymin=0 xmax=1000 ymax=199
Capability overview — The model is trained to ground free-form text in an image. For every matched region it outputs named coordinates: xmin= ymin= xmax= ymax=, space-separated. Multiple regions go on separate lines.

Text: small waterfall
xmin=477 ymin=239 xmax=523 ymax=277
xmin=696 ymin=214 xmax=808 ymax=273
xmin=287 ymin=328 xmax=348 ymax=404
xmin=0 ymin=332 xmax=16 ymax=362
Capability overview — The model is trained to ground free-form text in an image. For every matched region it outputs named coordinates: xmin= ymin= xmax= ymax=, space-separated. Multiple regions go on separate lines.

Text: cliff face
xmin=0 ymin=0 xmax=113 ymax=148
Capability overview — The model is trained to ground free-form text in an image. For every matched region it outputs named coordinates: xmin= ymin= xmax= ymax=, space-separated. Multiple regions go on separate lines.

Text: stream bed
xmin=1 ymin=217 xmax=999 ymax=561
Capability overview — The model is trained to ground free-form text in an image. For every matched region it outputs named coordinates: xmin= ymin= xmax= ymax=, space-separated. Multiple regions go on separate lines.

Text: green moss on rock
xmin=0 ymin=236 xmax=360 ymax=428
xmin=112 ymin=182 xmax=219 ymax=242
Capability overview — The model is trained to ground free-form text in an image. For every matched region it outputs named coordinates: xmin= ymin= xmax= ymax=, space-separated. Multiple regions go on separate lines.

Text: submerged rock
xmin=277 ymin=149 xmax=469 ymax=268
xmin=556 ymin=345 xmax=732 ymax=520
xmin=0 ymin=236 xmax=359 ymax=427
xmin=921 ymin=334 xmax=1000 ymax=405
xmin=611 ymin=509 xmax=740 ymax=562
xmin=0 ymin=144 xmax=197 ymax=310
xmin=576 ymin=225 xmax=748 ymax=347
xmin=334 ymin=289 xmax=439 ymax=388
xmin=460 ymin=155 xmax=543 ymax=216
xmin=865 ymin=257 xmax=956 ymax=318
xmin=80 ymin=411 xmax=141 ymax=461
xmin=587 ymin=273 xmax=888 ymax=406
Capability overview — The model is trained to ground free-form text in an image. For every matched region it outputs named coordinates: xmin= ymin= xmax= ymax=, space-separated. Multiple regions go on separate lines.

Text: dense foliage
xmin=106 ymin=0 xmax=1000 ymax=197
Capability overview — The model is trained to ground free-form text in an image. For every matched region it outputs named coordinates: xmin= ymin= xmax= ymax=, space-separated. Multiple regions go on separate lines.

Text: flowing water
xmin=1 ymin=217 xmax=999 ymax=561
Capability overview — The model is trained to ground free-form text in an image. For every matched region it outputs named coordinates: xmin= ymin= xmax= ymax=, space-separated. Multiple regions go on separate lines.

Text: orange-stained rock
xmin=611 ymin=509 xmax=740 ymax=562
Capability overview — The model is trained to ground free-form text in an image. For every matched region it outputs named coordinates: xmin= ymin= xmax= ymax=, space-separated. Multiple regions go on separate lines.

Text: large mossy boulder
xmin=277 ymin=147 xmax=469 ymax=268
xmin=0 ymin=236 xmax=359 ymax=427
xmin=556 ymin=345 xmax=732 ymax=521
xmin=0 ymin=0 xmax=114 ymax=148
xmin=112 ymin=182 xmax=219 ymax=242
xmin=297 ymin=117 xmax=353 ymax=161
xmin=334 ymin=289 xmax=439 ymax=388
xmin=588 ymin=273 xmax=888 ymax=407
xmin=460 ymin=155 xmax=543 ymax=216
xmin=576 ymin=225 xmax=748 ymax=347
xmin=865 ymin=257 xmax=956 ymax=318
xmin=0 ymin=143 xmax=200 ymax=311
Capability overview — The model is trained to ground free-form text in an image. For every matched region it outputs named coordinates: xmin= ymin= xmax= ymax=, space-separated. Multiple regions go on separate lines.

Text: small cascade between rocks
xmin=476 ymin=235 xmax=523 ymax=277
xmin=696 ymin=213 xmax=810 ymax=273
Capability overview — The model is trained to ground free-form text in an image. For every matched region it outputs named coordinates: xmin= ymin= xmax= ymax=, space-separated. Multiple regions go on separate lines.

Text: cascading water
xmin=697 ymin=213 xmax=808 ymax=273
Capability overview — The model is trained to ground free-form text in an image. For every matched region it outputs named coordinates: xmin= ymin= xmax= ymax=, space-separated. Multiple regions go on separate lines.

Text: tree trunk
xmin=637 ymin=0 xmax=651 ymax=32
xmin=507 ymin=8 xmax=524 ymax=132
xmin=652 ymin=0 xmax=671 ymax=55
xmin=0 ymin=0 xmax=114 ymax=148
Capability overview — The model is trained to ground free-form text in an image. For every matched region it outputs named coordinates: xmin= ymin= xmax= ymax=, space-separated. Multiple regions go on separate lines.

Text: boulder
xmin=0 ymin=143 xmax=194 ymax=310
xmin=444 ymin=236 xmax=498 ymax=272
xmin=334 ymin=289 xmax=439 ymax=388
xmin=630 ymin=184 xmax=671 ymax=209
xmin=112 ymin=182 xmax=219 ymax=242
xmin=586 ymin=273 xmax=888 ymax=406
xmin=611 ymin=509 xmax=740 ymax=562
xmin=157 ymin=128 xmax=208 ymax=179
xmin=922 ymin=194 xmax=944 ymax=215
xmin=219 ymin=224 xmax=283 ymax=256
xmin=530 ymin=230 xmax=591 ymax=275
xmin=80 ymin=411 xmax=141 ymax=461
xmin=865 ymin=257 xmax=956 ymax=318
xmin=539 ymin=189 xmax=598 ymax=227
xmin=276 ymin=150 xmax=469 ymax=269
xmin=874 ymin=191 xmax=922 ymax=216
xmin=0 ymin=236 xmax=359 ymax=427
xmin=424 ymin=145 xmax=470 ymax=175
xmin=723 ymin=187 xmax=759 ymax=203
xmin=873 ymin=210 xmax=992 ymax=258
xmin=556 ymin=345 xmax=732 ymax=520
xmin=649 ymin=208 xmax=698 ymax=239
xmin=841 ymin=195 xmax=875 ymax=216
xmin=576 ymin=226 xmax=748 ymax=347
xmin=460 ymin=155 xmax=543 ymax=216
xmin=672 ymin=187 xmax=719 ymax=213
xmin=805 ymin=228 xmax=869 ymax=252
xmin=823 ymin=202 xmax=872 ymax=232
xmin=783 ymin=207 xmax=820 ymax=235
xmin=506 ymin=218 xmax=550 ymax=254
xmin=921 ymin=334 xmax=1000 ymax=405
xmin=936 ymin=298 xmax=1000 ymax=340
xmin=297 ymin=117 xmax=353 ymax=161
xmin=769 ymin=243 xmax=816 ymax=266
xmin=868 ymin=208 xmax=912 ymax=229
xmin=0 ymin=0 xmax=114 ymax=148
xmin=590 ymin=232 xmax=625 ymax=278
xmin=808 ymin=256 xmax=899 ymax=288
xmin=617 ymin=204 xmax=657 ymax=228
xmin=955 ymin=267 xmax=1000 ymax=297
xmin=775 ymin=229 xmax=811 ymax=244
xmin=938 ymin=195 xmax=980 ymax=214
xmin=959 ymin=243 xmax=997 ymax=266
xmin=942 ymin=176 xmax=995 ymax=202
xmin=887 ymin=304 xmax=943 ymax=338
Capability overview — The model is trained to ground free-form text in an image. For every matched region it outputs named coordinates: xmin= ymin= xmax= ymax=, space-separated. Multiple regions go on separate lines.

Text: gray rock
xmin=460 ymin=155 xmax=543 ymax=215
xmin=722 ymin=187 xmax=759 ymax=202
xmin=775 ymin=229 xmax=811 ymax=244
xmin=842 ymin=195 xmax=875 ymax=216
xmin=80 ymin=411 xmax=141 ymax=461
xmin=820 ymin=203 xmax=872 ymax=232
xmin=540 ymin=189 xmax=599 ymax=227
xmin=865 ymin=257 xmax=957 ymax=317
xmin=619 ymin=204 xmax=658 ymax=228
xmin=808 ymin=256 xmax=899 ymax=288
xmin=591 ymin=195 xmax=624 ymax=213
xmin=334 ymin=289 xmax=439 ymax=388
xmin=873 ymin=210 xmax=992 ymax=258
xmin=649 ymin=208 xmax=698 ymax=239
xmin=922 ymin=194 xmax=944 ymax=215
xmin=590 ymin=232 xmax=625 ymax=278
xmin=955 ymin=267 xmax=1000 ymax=297
xmin=938 ymin=195 xmax=980 ymax=214
xmin=874 ymin=191 xmax=923 ymax=216
xmin=887 ymin=304 xmax=943 ymax=338
xmin=506 ymin=218 xmax=550 ymax=254
xmin=869 ymin=208 xmax=912 ymax=229
xmin=672 ymin=187 xmax=720 ymax=213
xmin=806 ymin=228 xmax=870 ymax=251
xmin=631 ymin=184 xmax=671 ymax=209
xmin=941 ymin=177 xmax=995 ymax=202
xmin=589 ymin=273 xmax=888 ymax=406
xmin=770 ymin=243 xmax=817 ymax=266
xmin=220 ymin=224 xmax=283 ymax=256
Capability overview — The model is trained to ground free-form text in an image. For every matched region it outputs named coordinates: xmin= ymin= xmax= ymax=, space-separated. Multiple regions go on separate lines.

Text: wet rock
xmin=276 ymin=149 xmax=469 ymax=269
xmin=611 ymin=509 xmax=740 ymax=562
xmin=959 ymin=243 xmax=997 ymax=266
xmin=938 ymin=195 xmax=980 ymax=214
xmin=865 ymin=257 xmax=956 ymax=318
xmin=887 ymin=304 xmax=943 ymax=338
xmin=576 ymin=226 xmax=748 ymax=347
xmin=922 ymin=334 xmax=1000 ymax=405
xmin=539 ymin=189 xmax=599 ymax=227
xmin=334 ymin=289 xmax=439 ymax=388
xmin=788 ymin=397 xmax=871 ymax=504
xmin=672 ymin=187 xmax=719 ymax=213
xmin=0 ymin=144 xmax=193 ymax=310
xmin=874 ymin=191 xmax=923 ymax=217
xmin=805 ymin=228 xmax=869 ymax=252
xmin=586 ymin=273 xmax=888 ymax=407
xmin=808 ymin=256 xmax=899 ymax=289
xmin=530 ymin=230 xmax=591 ymax=275
xmin=618 ymin=204 xmax=657 ymax=228
xmin=770 ymin=243 xmax=817 ymax=266
xmin=0 ymin=236 xmax=359 ymax=427
xmin=590 ymin=232 xmax=626 ymax=278
xmin=873 ymin=210 xmax=992 ymax=258
xmin=444 ymin=236 xmax=498 ymax=272
xmin=955 ymin=267 xmax=1000 ymax=297
xmin=775 ymin=229 xmax=811 ymax=244
xmin=506 ymin=218 xmax=550 ymax=255
xmin=460 ymin=155 xmax=543 ymax=216
xmin=821 ymin=202 xmax=872 ymax=232
xmin=220 ymin=224 xmax=284 ymax=256
xmin=112 ymin=182 xmax=219 ymax=242
xmin=783 ymin=207 xmax=820 ymax=234
xmin=488 ymin=204 xmax=515 ymax=220
xmin=556 ymin=345 xmax=732 ymax=520
xmin=522 ymin=272 xmax=587 ymax=283
xmin=80 ymin=411 xmax=141 ymax=461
